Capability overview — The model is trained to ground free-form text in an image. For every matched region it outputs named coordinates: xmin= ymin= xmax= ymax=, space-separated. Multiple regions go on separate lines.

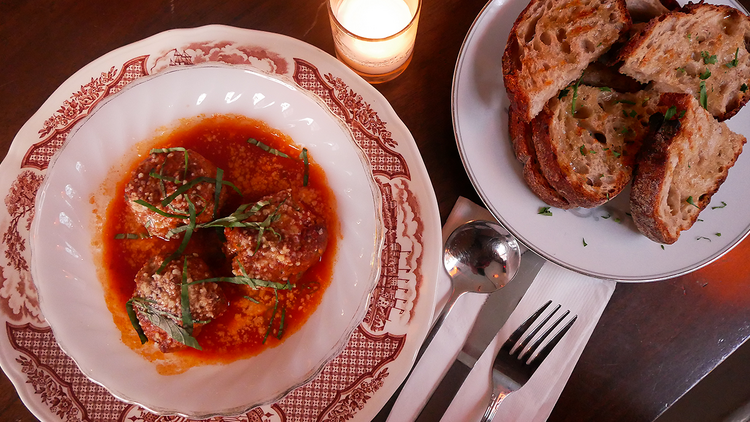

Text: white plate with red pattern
xmin=0 ymin=26 xmax=441 ymax=421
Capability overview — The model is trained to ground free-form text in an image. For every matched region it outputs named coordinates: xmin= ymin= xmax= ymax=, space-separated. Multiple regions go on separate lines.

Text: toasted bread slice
xmin=618 ymin=2 xmax=750 ymax=121
xmin=532 ymin=85 xmax=661 ymax=208
xmin=630 ymin=93 xmax=746 ymax=244
xmin=509 ymin=105 xmax=575 ymax=208
xmin=626 ymin=0 xmax=677 ymax=22
xmin=502 ymin=0 xmax=631 ymax=122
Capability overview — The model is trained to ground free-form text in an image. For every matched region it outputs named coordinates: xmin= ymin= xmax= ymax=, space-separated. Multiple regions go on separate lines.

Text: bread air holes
xmin=540 ymin=31 xmax=553 ymax=46
xmin=523 ymin=17 xmax=540 ymax=43
xmin=582 ymin=39 xmax=596 ymax=53
xmin=722 ymin=13 xmax=742 ymax=36
xmin=667 ymin=188 xmax=681 ymax=217
xmin=574 ymin=105 xmax=593 ymax=119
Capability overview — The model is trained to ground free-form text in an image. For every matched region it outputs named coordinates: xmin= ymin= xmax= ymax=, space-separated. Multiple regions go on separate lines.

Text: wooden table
xmin=2 ymin=0 xmax=750 ymax=421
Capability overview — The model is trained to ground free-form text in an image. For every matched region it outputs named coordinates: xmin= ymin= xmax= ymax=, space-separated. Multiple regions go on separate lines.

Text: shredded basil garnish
xmin=157 ymin=196 xmax=197 ymax=274
xmin=128 ymin=297 xmax=202 ymax=350
xmin=699 ymin=68 xmax=711 ymax=80
xmin=699 ymin=81 xmax=708 ymax=109
xmin=115 ymin=233 xmax=150 ymax=239
xmin=686 ymin=196 xmax=700 ymax=208
xmin=126 ymin=298 xmax=149 ymax=344
xmin=248 ymin=138 xmax=290 ymax=158
xmin=538 ymin=206 xmax=552 ymax=216
xmin=180 ymin=258 xmax=194 ymax=336
xmin=263 ymin=289 xmax=280 ymax=344
xmin=712 ymin=201 xmax=727 ymax=209
xmin=300 ymin=148 xmax=309 ymax=187
xmin=190 ymin=275 xmax=294 ymax=290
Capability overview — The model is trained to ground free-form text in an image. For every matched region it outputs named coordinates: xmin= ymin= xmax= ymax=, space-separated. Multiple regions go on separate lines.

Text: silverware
xmin=480 ymin=301 xmax=577 ymax=421
xmin=375 ymin=220 xmax=521 ymax=420
xmin=415 ymin=250 xmax=545 ymax=421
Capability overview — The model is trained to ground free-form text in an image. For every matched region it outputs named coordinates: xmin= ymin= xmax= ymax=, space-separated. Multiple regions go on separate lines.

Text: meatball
xmin=132 ymin=254 xmax=228 ymax=353
xmin=224 ymin=188 xmax=328 ymax=283
xmin=124 ymin=148 xmax=227 ymax=239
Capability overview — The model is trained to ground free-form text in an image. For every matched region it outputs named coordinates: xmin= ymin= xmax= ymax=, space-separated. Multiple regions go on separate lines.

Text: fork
xmin=480 ymin=300 xmax=577 ymax=422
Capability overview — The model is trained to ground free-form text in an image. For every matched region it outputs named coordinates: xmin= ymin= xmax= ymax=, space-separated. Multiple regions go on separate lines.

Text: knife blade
xmin=415 ymin=249 xmax=546 ymax=421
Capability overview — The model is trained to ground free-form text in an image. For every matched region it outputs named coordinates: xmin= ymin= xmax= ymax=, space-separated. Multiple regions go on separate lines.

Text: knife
xmin=415 ymin=249 xmax=546 ymax=421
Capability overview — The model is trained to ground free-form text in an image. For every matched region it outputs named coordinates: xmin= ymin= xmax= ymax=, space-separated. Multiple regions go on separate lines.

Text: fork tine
xmin=501 ymin=300 xmax=552 ymax=352
xmin=526 ymin=313 xmax=577 ymax=368
xmin=518 ymin=309 xmax=569 ymax=361
xmin=513 ymin=304 xmax=561 ymax=356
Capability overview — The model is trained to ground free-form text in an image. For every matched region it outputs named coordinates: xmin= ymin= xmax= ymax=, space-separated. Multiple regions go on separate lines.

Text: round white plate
xmin=452 ymin=0 xmax=750 ymax=282
xmin=0 ymin=26 xmax=441 ymax=422
xmin=31 ymin=64 xmax=385 ymax=417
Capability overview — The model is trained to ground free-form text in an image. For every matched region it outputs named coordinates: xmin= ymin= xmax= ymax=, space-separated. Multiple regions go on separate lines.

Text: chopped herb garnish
xmin=613 ymin=150 xmax=622 ymax=158
xmin=742 ymin=83 xmax=748 ymax=92
xmin=696 ymin=236 xmax=712 ymax=242
xmin=679 ymin=110 xmax=686 ymax=119
xmin=615 ymin=100 xmax=636 ymax=105
xmin=599 ymin=87 xmax=612 ymax=92
xmin=699 ymin=68 xmax=711 ymax=80
xmin=248 ymin=138 xmax=290 ymax=158
xmin=699 ymin=81 xmax=708 ymax=109
xmin=701 ymin=51 xmax=718 ymax=64
xmin=715 ymin=232 xmax=722 ymax=237
xmin=538 ymin=206 xmax=553 ymax=216
xmin=726 ymin=48 xmax=739 ymax=68
xmin=582 ymin=238 xmax=588 ymax=247
xmin=277 ymin=307 xmax=286 ymax=340
xmin=660 ymin=245 xmax=665 ymax=250
xmin=580 ymin=145 xmax=588 ymax=155
xmin=629 ymin=110 xmax=637 ymax=118
xmin=686 ymin=196 xmax=700 ymax=208
xmin=711 ymin=201 xmax=727 ymax=209
xmin=676 ymin=67 xmax=687 ymax=74
xmin=665 ymin=106 xmax=677 ymax=120
xmin=571 ymin=73 xmax=584 ymax=114
xmin=602 ymin=214 xmax=611 ymax=219
xmin=558 ymin=88 xmax=569 ymax=99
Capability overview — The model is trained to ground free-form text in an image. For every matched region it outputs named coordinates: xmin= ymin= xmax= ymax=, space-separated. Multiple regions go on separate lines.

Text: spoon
xmin=375 ymin=219 xmax=522 ymax=418
xmin=417 ymin=219 xmax=522 ymax=361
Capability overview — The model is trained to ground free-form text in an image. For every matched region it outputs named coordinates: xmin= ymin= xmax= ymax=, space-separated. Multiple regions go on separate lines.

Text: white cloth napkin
xmin=388 ymin=197 xmax=616 ymax=422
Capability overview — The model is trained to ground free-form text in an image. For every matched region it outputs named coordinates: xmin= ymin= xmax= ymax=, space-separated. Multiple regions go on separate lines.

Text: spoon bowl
xmin=444 ymin=220 xmax=521 ymax=294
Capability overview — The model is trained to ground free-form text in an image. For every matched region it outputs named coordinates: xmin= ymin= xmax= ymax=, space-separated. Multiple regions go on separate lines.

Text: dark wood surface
xmin=2 ymin=0 xmax=750 ymax=421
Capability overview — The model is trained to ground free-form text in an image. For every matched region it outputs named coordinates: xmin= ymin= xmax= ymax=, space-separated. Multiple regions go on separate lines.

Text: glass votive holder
xmin=327 ymin=0 xmax=421 ymax=84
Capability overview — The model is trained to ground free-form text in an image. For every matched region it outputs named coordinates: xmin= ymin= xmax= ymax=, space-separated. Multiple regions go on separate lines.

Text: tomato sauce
xmin=98 ymin=114 xmax=338 ymax=374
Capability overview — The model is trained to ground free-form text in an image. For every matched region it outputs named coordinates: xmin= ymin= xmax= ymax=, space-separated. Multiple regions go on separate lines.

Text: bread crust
xmin=618 ymin=2 xmax=750 ymax=121
xmin=509 ymin=105 xmax=575 ymax=208
xmin=503 ymin=0 xmax=631 ymax=122
xmin=630 ymin=93 xmax=746 ymax=243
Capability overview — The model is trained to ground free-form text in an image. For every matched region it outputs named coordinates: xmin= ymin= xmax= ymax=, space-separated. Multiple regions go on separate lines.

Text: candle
xmin=328 ymin=0 xmax=421 ymax=83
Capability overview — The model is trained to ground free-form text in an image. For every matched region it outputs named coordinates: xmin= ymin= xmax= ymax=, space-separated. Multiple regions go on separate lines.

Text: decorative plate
xmin=452 ymin=0 xmax=750 ymax=282
xmin=0 ymin=25 xmax=441 ymax=421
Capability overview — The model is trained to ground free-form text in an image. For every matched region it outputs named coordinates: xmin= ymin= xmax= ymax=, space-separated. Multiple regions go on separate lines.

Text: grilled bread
xmin=502 ymin=0 xmax=631 ymax=122
xmin=532 ymin=85 xmax=661 ymax=208
xmin=509 ymin=104 xmax=574 ymax=208
xmin=618 ymin=2 xmax=750 ymax=121
xmin=630 ymin=93 xmax=746 ymax=244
